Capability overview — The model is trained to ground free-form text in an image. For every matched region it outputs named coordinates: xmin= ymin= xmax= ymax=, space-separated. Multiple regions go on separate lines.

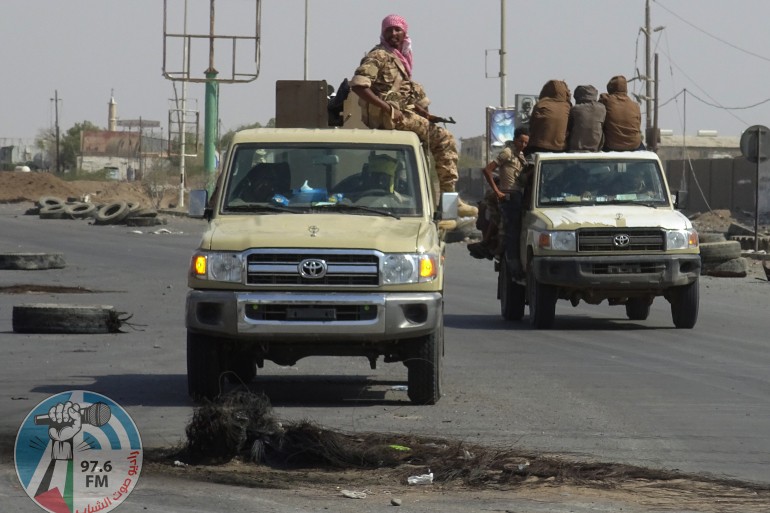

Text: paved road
xmin=1 ymin=203 xmax=769 ymax=511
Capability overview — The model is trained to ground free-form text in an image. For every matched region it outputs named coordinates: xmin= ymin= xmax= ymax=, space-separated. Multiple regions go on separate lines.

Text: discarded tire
xmin=38 ymin=196 xmax=65 ymax=208
xmin=130 ymin=208 xmax=158 ymax=218
xmin=94 ymin=201 xmax=130 ymax=225
xmin=125 ymin=216 xmax=162 ymax=227
xmin=38 ymin=204 xmax=66 ymax=219
xmin=64 ymin=202 xmax=97 ymax=219
xmin=702 ymin=257 xmax=749 ymax=278
xmin=700 ymin=241 xmax=742 ymax=263
xmin=698 ymin=232 xmax=726 ymax=243
xmin=0 ymin=252 xmax=66 ymax=270
xmin=12 ymin=304 xmax=126 ymax=334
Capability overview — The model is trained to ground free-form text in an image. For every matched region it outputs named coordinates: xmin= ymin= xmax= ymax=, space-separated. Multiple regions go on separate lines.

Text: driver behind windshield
xmin=365 ymin=154 xmax=399 ymax=193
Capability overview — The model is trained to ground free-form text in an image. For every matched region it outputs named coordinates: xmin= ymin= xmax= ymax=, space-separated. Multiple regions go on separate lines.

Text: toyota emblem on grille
xmin=299 ymin=258 xmax=327 ymax=279
xmin=613 ymin=234 xmax=631 ymax=247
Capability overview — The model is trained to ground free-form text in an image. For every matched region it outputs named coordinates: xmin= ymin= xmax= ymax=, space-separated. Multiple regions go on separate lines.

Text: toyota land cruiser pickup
xmin=186 ymin=128 xmax=456 ymax=404
xmin=498 ymin=151 xmax=700 ymax=329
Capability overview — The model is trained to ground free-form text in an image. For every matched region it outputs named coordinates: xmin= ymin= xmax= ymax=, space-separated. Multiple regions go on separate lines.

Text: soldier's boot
xmin=457 ymin=197 xmax=478 ymax=217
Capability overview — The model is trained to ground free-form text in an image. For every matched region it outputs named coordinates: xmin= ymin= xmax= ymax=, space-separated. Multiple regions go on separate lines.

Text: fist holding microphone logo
xmin=15 ymin=391 xmax=142 ymax=513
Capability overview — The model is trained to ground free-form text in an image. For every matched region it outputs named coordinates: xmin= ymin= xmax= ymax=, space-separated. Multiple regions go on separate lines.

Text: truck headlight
xmin=537 ymin=231 xmax=576 ymax=251
xmin=665 ymin=229 xmax=699 ymax=250
xmin=381 ymin=253 xmax=438 ymax=284
xmin=191 ymin=252 xmax=243 ymax=282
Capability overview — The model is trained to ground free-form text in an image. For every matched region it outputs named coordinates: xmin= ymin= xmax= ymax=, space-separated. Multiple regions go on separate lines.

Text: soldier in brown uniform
xmin=350 ymin=14 xmax=477 ymax=216
xmin=599 ymin=75 xmax=643 ymax=151
xmin=525 ymin=79 xmax=572 ymax=155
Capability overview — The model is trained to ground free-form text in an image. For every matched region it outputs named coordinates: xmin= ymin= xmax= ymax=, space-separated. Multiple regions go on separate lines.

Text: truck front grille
xmin=244 ymin=303 xmax=378 ymax=321
xmin=577 ymin=229 xmax=664 ymax=252
xmin=246 ymin=250 xmax=380 ymax=286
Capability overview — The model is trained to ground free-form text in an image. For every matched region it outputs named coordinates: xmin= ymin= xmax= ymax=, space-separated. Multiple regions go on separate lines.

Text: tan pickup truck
xmin=498 ymin=151 xmax=701 ymax=329
xmin=186 ymin=128 xmax=457 ymax=404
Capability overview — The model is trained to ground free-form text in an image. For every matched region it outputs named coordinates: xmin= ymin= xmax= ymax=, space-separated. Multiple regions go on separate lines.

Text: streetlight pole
xmin=500 ymin=0 xmax=506 ymax=107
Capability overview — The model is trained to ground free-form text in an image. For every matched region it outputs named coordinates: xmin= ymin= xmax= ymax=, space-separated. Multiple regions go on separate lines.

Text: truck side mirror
xmin=438 ymin=192 xmax=459 ymax=220
xmin=672 ymin=190 xmax=688 ymax=210
xmin=189 ymin=189 xmax=210 ymax=219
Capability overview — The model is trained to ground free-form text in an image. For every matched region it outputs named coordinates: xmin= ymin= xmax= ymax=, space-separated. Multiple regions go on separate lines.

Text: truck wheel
xmin=226 ymin=349 xmax=257 ymax=385
xmin=528 ymin=271 xmax=557 ymax=329
xmin=670 ymin=280 xmax=699 ymax=329
xmin=407 ymin=308 xmax=443 ymax=405
xmin=499 ymin=260 xmax=525 ymax=321
xmin=625 ymin=298 xmax=651 ymax=320
xmin=187 ymin=331 xmax=224 ymax=400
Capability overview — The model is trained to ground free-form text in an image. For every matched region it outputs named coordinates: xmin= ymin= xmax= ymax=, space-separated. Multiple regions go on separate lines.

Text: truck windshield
xmin=221 ymin=143 xmax=423 ymax=217
xmin=537 ymin=159 xmax=670 ymax=207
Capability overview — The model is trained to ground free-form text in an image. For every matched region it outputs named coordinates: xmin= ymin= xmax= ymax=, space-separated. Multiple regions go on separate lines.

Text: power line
xmin=653 ymin=0 xmax=770 ymax=64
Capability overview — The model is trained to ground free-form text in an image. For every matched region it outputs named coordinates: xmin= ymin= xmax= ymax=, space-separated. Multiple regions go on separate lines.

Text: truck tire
xmin=226 ymin=349 xmax=257 ymax=385
xmin=187 ymin=331 xmax=225 ymax=400
xmin=670 ymin=280 xmax=699 ymax=329
xmin=528 ymin=271 xmax=557 ymax=329
xmin=625 ymin=297 xmax=651 ymax=320
xmin=699 ymin=241 xmax=741 ymax=263
xmin=407 ymin=308 xmax=443 ymax=405
xmin=499 ymin=260 xmax=525 ymax=321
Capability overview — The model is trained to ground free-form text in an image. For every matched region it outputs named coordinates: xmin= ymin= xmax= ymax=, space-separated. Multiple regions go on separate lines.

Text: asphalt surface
xmin=1 ymin=202 xmax=769 ymax=512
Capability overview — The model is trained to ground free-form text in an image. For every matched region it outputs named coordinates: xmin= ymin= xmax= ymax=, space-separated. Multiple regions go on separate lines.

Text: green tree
xmin=60 ymin=121 xmax=101 ymax=172
xmin=218 ymin=118 xmax=275 ymax=150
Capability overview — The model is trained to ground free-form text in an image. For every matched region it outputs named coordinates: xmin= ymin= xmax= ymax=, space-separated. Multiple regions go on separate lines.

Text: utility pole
xmin=179 ymin=0 xmax=189 ymax=208
xmin=304 ymin=0 xmax=309 ymax=80
xmin=52 ymin=90 xmax=61 ymax=174
xmin=645 ymin=0 xmax=652 ymax=131
xmin=500 ymin=0 xmax=507 ymax=107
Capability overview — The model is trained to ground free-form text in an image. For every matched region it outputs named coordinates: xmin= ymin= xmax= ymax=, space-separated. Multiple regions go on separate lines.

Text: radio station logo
xmin=15 ymin=391 xmax=143 ymax=513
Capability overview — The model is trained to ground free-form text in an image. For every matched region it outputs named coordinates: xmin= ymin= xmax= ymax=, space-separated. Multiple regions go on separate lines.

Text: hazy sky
xmin=3 ymin=0 xmax=770 ymax=145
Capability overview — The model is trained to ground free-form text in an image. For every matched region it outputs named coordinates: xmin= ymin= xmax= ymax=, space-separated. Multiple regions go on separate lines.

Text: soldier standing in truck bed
xmin=350 ymin=14 xmax=477 ymax=217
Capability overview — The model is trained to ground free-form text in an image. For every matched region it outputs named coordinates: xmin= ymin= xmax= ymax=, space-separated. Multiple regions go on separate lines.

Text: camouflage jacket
xmin=350 ymin=45 xmax=430 ymax=111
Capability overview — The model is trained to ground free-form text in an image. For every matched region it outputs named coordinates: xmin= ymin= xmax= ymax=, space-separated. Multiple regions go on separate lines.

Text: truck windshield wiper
xmin=604 ymin=199 xmax=664 ymax=208
xmin=315 ymin=203 xmax=401 ymax=219
xmin=225 ymin=203 xmax=300 ymax=213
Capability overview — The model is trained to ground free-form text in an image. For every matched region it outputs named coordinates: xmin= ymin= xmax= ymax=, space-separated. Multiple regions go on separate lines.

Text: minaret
xmin=108 ymin=90 xmax=117 ymax=131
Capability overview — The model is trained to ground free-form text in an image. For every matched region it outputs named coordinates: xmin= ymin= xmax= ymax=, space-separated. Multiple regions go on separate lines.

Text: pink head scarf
xmin=379 ymin=14 xmax=413 ymax=77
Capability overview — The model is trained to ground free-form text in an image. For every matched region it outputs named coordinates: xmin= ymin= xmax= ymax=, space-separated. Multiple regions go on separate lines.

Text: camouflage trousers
xmin=396 ymin=110 xmax=459 ymax=192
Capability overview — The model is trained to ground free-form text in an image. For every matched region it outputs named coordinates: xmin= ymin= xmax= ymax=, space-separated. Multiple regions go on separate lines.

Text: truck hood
xmin=539 ymin=205 xmax=693 ymax=230
xmin=202 ymin=214 xmax=436 ymax=252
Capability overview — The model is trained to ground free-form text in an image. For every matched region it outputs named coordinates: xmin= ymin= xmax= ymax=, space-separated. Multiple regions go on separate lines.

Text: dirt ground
xmin=0 ymin=170 xmax=182 ymax=209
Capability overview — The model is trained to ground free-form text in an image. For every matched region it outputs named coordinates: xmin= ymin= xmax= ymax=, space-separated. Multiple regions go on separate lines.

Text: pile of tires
xmin=32 ymin=196 xmax=164 ymax=226
xmin=699 ymin=232 xmax=748 ymax=277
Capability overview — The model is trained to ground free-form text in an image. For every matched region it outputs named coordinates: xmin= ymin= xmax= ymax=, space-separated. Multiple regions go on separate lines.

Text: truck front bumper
xmin=532 ymin=254 xmax=701 ymax=290
xmin=186 ymin=290 xmax=442 ymax=342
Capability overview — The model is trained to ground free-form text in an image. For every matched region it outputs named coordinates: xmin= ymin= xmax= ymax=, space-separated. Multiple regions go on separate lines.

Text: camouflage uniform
xmin=350 ymin=46 xmax=459 ymax=193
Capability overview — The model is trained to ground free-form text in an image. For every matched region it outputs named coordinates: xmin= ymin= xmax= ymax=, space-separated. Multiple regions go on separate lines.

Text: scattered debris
xmin=407 ymin=472 xmax=434 ymax=485
xmin=340 ymin=490 xmax=367 ymax=499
